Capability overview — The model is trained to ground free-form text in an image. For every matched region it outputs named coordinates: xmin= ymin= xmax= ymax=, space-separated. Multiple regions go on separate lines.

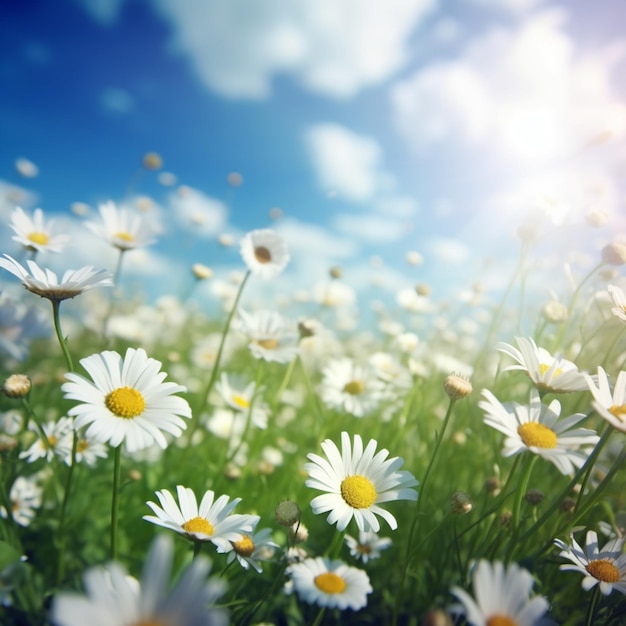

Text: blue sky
xmin=1 ymin=0 xmax=625 ymax=322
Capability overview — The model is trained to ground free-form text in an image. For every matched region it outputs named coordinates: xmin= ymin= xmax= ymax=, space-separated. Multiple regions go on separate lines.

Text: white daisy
xmin=240 ymin=228 xmax=290 ymax=279
xmin=0 ymin=254 xmax=113 ymax=302
xmin=345 ymin=531 xmax=392 ymax=563
xmin=319 ymin=358 xmax=385 ymax=417
xmin=215 ymin=373 xmax=268 ymax=429
xmin=608 ymin=285 xmax=626 ymax=322
xmin=143 ymin=485 xmax=256 ymax=552
xmin=0 ymin=291 xmax=48 ymax=361
xmin=237 ymin=309 xmax=299 ymax=364
xmin=61 ymin=347 xmax=191 ymax=453
xmin=496 ymin=336 xmax=589 ymax=393
xmin=51 ymin=534 xmax=229 ymax=626
xmin=479 ymin=388 xmax=599 ymax=475
xmin=451 ymin=560 xmax=550 ymax=626
xmin=62 ymin=433 xmax=109 ymax=467
xmin=226 ymin=525 xmax=279 ymax=573
xmin=85 ymin=201 xmax=156 ymax=251
xmin=304 ymin=432 xmax=418 ymax=533
xmin=287 ymin=557 xmax=372 ymax=611
xmin=555 ymin=530 xmax=626 ymax=595
xmin=0 ymin=476 xmax=42 ymax=527
xmin=19 ymin=416 xmax=73 ymax=463
xmin=584 ymin=366 xmax=626 ymax=432
xmin=9 ymin=206 xmax=69 ymax=254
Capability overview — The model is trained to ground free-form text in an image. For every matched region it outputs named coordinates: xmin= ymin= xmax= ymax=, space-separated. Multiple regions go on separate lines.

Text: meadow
xmin=1 ymin=200 xmax=626 ymax=625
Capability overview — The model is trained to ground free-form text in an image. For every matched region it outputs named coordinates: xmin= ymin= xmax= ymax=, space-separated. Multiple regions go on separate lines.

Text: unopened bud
xmin=450 ymin=491 xmax=473 ymax=515
xmin=443 ymin=373 xmax=472 ymax=400
xmin=192 ymin=263 xmax=213 ymax=280
xmin=525 ymin=489 xmax=544 ymax=506
xmin=275 ymin=500 xmax=301 ymax=527
xmin=142 ymin=152 xmax=163 ymax=170
xmin=560 ymin=497 xmax=576 ymax=514
xmin=2 ymin=374 xmax=32 ymax=398
xmin=484 ymin=476 xmax=501 ymax=496
xmin=601 ymin=242 xmax=626 ymax=266
xmin=499 ymin=511 xmax=512 ymax=528
xmin=422 ymin=609 xmax=454 ymax=626
xmin=329 ymin=266 xmax=343 ymax=279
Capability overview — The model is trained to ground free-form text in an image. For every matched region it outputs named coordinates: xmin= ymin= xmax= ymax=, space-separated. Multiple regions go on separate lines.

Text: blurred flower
xmin=86 ymin=201 xmax=156 ymax=251
xmin=480 ymin=388 xmax=599 ymax=475
xmin=583 ymin=366 xmax=626 ymax=433
xmin=66 ymin=434 xmax=108 ymax=467
xmin=51 ymin=534 xmax=229 ymax=626
xmin=313 ymin=281 xmax=356 ymax=308
xmin=62 ymin=347 xmax=191 ymax=453
xmin=15 ymin=157 xmax=38 ymax=178
xmin=0 ymin=291 xmax=49 ymax=361
xmin=143 ymin=485 xmax=256 ymax=553
xmin=497 ymin=336 xmax=589 ymax=393
xmin=237 ymin=309 xmax=299 ymax=363
xmin=142 ymin=152 xmax=163 ymax=170
xmin=542 ymin=300 xmax=568 ymax=324
xmin=304 ymin=432 xmax=418 ymax=532
xmin=240 ymin=229 xmax=290 ymax=279
xmin=451 ymin=560 xmax=549 ymax=626
xmin=287 ymin=557 xmax=372 ymax=611
xmin=345 ymin=531 xmax=392 ymax=563
xmin=1 ymin=476 xmax=42 ymax=527
xmin=191 ymin=263 xmax=213 ymax=280
xmin=2 ymin=374 xmax=32 ymax=398
xmin=10 ymin=207 xmax=69 ymax=254
xmin=601 ymin=241 xmax=626 ymax=266
xmin=215 ymin=373 xmax=268 ymax=429
xmin=555 ymin=530 xmax=626 ymax=595
xmin=19 ymin=416 xmax=73 ymax=463
xmin=607 ymin=285 xmax=626 ymax=322
xmin=227 ymin=526 xmax=279 ymax=573
xmin=0 ymin=254 xmax=113 ymax=302
xmin=227 ymin=172 xmax=243 ymax=187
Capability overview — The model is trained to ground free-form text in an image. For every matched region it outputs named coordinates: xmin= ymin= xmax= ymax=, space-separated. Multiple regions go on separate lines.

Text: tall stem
xmin=51 ymin=300 xmax=74 ymax=372
xmin=110 ymin=445 xmax=122 ymax=560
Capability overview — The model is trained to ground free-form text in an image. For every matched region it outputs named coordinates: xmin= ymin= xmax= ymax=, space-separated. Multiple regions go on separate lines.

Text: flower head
xmin=86 ymin=201 xmax=157 ymax=251
xmin=62 ymin=347 xmax=191 ymax=452
xmin=240 ymin=229 xmax=290 ymax=279
xmin=215 ymin=373 xmax=268 ymax=428
xmin=0 ymin=476 xmax=42 ymax=527
xmin=10 ymin=207 xmax=69 ymax=254
xmin=51 ymin=534 xmax=228 ymax=626
xmin=496 ymin=337 xmax=588 ymax=393
xmin=451 ymin=560 xmax=550 ymax=626
xmin=304 ymin=432 xmax=418 ymax=532
xmin=227 ymin=526 xmax=279 ymax=573
xmin=287 ymin=557 xmax=372 ymax=611
xmin=555 ymin=530 xmax=626 ymax=595
xmin=143 ymin=485 xmax=256 ymax=552
xmin=0 ymin=254 xmax=113 ymax=302
xmin=236 ymin=309 xmax=299 ymax=363
xmin=583 ymin=366 xmax=626 ymax=432
xmin=480 ymin=388 xmax=599 ymax=475
xmin=19 ymin=416 xmax=73 ymax=463
xmin=607 ymin=285 xmax=626 ymax=322
xmin=345 ymin=531 xmax=392 ymax=563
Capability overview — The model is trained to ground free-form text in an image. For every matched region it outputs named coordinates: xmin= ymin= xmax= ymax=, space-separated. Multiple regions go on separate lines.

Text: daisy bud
xmin=269 ymin=206 xmax=283 ymax=220
xmin=443 ymin=373 xmax=472 ymax=400
xmin=484 ymin=476 xmax=501 ymax=496
xmin=415 ymin=283 xmax=431 ymax=296
xmin=499 ymin=511 xmax=512 ymax=528
xmin=542 ymin=300 xmax=568 ymax=323
xmin=405 ymin=250 xmax=423 ymax=266
xmin=601 ymin=241 xmax=626 ymax=266
xmin=227 ymin=172 xmax=243 ymax=187
xmin=275 ymin=500 xmax=301 ymax=527
xmin=525 ymin=489 xmax=544 ymax=506
xmin=329 ymin=266 xmax=343 ymax=279
xmin=218 ymin=233 xmax=235 ymax=247
xmin=128 ymin=469 xmax=142 ymax=481
xmin=450 ymin=491 xmax=473 ymax=515
xmin=2 ymin=374 xmax=31 ymax=398
xmin=142 ymin=152 xmax=163 ymax=170
xmin=191 ymin=263 xmax=213 ymax=280
xmin=559 ymin=497 xmax=576 ymax=514
xmin=422 ymin=609 xmax=454 ymax=626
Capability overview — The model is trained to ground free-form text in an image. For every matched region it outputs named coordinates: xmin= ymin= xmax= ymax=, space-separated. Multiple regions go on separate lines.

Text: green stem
xmin=506 ymin=454 xmax=537 ymax=563
xmin=51 ymin=300 xmax=74 ymax=372
xmin=585 ymin=585 xmax=600 ymax=626
xmin=311 ymin=607 xmax=326 ymax=626
xmin=56 ymin=430 xmax=78 ymax=586
xmin=111 ymin=445 xmax=122 ymax=560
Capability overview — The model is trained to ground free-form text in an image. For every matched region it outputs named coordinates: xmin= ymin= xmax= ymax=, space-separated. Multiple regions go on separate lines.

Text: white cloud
xmin=73 ymin=0 xmax=127 ymax=25
xmin=391 ymin=9 xmax=626 ymax=164
xmin=167 ymin=187 xmax=227 ymax=237
xmin=425 ymin=237 xmax=469 ymax=264
xmin=306 ymin=124 xmax=386 ymax=202
xmin=152 ymin=0 xmax=435 ymax=99
xmin=332 ymin=213 xmax=411 ymax=243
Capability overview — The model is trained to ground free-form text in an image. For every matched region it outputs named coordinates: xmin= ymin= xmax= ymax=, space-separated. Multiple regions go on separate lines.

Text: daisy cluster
xmin=0 ymin=200 xmax=626 ymax=626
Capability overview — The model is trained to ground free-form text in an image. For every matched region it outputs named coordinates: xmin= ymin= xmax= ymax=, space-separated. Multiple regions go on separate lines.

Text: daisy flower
xmin=0 ymin=291 xmax=48 ymax=361
xmin=451 ymin=560 xmax=550 ymax=626
xmin=496 ymin=336 xmax=588 ymax=393
xmin=215 ymin=373 xmax=268 ymax=429
xmin=51 ymin=534 xmax=229 ymax=626
xmin=240 ymin=229 xmax=290 ymax=279
xmin=584 ymin=366 xmax=626 ymax=432
xmin=555 ymin=530 xmax=626 ymax=595
xmin=61 ymin=347 xmax=191 ymax=453
xmin=10 ymin=206 xmax=69 ymax=254
xmin=304 ymin=432 xmax=418 ymax=532
xmin=226 ymin=526 xmax=279 ymax=573
xmin=19 ymin=416 xmax=73 ymax=463
xmin=237 ymin=309 xmax=299 ymax=364
xmin=0 ymin=254 xmax=113 ymax=302
xmin=85 ymin=201 xmax=156 ymax=251
xmin=608 ymin=284 xmax=626 ymax=322
xmin=143 ymin=485 xmax=256 ymax=552
xmin=62 ymin=433 xmax=109 ymax=467
xmin=0 ymin=476 xmax=42 ymax=527
xmin=345 ymin=531 xmax=392 ymax=563
xmin=319 ymin=358 xmax=385 ymax=417
xmin=287 ymin=557 xmax=372 ymax=611
xmin=480 ymin=388 xmax=599 ymax=475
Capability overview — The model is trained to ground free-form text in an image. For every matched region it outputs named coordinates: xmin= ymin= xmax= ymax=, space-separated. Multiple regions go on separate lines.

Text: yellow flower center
xmin=182 ymin=516 xmax=214 ymax=536
xmin=131 ymin=620 xmax=167 ymax=626
xmin=486 ymin=616 xmax=518 ymax=626
xmin=314 ymin=572 xmax=347 ymax=595
xmin=114 ymin=231 xmax=135 ymax=242
xmin=233 ymin=534 xmax=255 ymax=557
xmin=343 ymin=380 xmax=364 ymax=395
xmin=517 ymin=422 xmax=558 ymax=449
xmin=77 ymin=439 xmax=89 ymax=453
xmin=47 ymin=435 xmax=58 ymax=447
xmin=27 ymin=232 xmax=49 ymax=245
xmin=586 ymin=559 xmax=620 ymax=583
xmin=231 ymin=394 xmax=250 ymax=409
xmin=105 ymin=387 xmax=146 ymax=418
xmin=357 ymin=543 xmax=372 ymax=554
xmin=254 ymin=246 xmax=272 ymax=264
xmin=340 ymin=475 xmax=377 ymax=508
xmin=256 ymin=338 xmax=279 ymax=350
xmin=609 ymin=404 xmax=626 ymax=421
xmin=539 ymin=363 xmax=562 ymax=377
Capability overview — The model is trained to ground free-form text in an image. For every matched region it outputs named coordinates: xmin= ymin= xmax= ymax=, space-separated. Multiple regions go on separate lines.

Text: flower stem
xmin=311 ymin=607 xmax=326 ymax=626
xmin=51 ymin=300 xmax=74 ymax=372
xmin=585 ymin=585 xmax=600 ymax=626
xmin=110 ymin=445 xmax=122 ymax=560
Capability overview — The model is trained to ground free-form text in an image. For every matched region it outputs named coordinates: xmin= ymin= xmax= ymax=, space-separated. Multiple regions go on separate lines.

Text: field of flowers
xmin=1 ymin=199 xmax=626 ymax=625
